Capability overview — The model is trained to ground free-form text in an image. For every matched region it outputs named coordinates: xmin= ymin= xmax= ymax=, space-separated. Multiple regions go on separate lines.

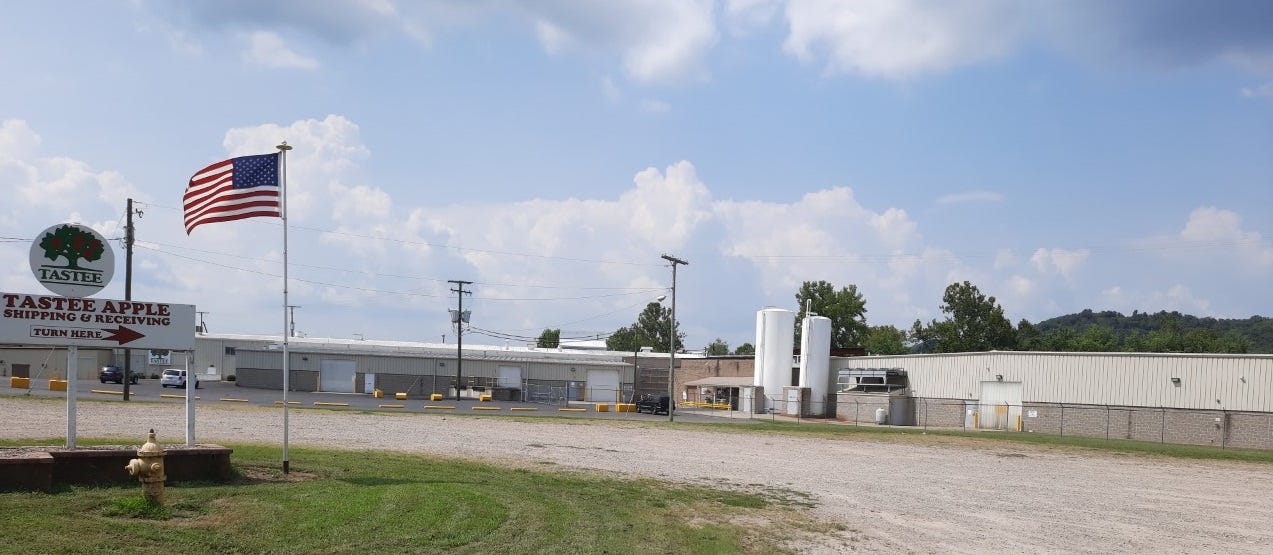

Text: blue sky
xmin=2 ymin=1 xmax=1270 ymax=351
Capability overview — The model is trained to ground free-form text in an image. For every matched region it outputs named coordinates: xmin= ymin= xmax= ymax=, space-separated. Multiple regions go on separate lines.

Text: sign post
xmin=1 ymin=292 xmax=194 ymax=447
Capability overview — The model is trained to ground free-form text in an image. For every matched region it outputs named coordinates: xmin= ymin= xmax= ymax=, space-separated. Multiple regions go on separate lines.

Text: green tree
xmin=536 ymin=328 xmax=561 ymax=349
xmin=863 ymin=325 xmax=909 ymax=355
xmin=1072 ymin=325 xmax=1119 ymax=352
xmin=1015 ymin=319 xmax=1042 ymax=351
xmin=605 ymin=302 xmax=684 ymax=353
xmin=733 ymin=342 xmax=755 ymax=356
xmin=794 ymin=280 xmax=869 ymax=349
xmin=706 ymin=338 xmax=730 ymax=356
xmin=914 ymin=281 xmax=1016 ymax=353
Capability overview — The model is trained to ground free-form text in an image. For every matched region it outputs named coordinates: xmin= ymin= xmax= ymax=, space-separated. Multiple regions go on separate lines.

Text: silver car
xmin=160 ymin=368 xmax=199 ymax=389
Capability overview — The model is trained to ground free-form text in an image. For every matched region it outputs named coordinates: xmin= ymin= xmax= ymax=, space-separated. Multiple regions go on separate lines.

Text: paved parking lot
xmin=1 ymin=378 xmax=722 ymax=422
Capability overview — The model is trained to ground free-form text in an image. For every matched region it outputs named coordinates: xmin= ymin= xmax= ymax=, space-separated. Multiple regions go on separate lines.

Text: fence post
xmin=1105 ymin=405 xmax=1110 ymax=440
xmin=855 ymin=400 xmax=860 ymax=427
xmin=922 ymin=399 xmax=928 ymax=432
xmin=1161 ymin=407 xmax=1166 ymax=444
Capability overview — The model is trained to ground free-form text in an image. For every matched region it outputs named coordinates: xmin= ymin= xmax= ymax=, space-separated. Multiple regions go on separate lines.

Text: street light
xmin=661 ymin=254 xmax=687 ymax=422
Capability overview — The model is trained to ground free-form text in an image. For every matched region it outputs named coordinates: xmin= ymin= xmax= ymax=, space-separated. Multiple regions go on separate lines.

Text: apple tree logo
xmin=40 ymin=225 xmax=105 ymax=270
xmin=29 ymin=223 xmax=115 ymax=297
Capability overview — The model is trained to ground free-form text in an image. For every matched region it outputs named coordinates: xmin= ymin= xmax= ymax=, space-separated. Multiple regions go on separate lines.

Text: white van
xmin=160 ymin=368 xmax=199 ymax=389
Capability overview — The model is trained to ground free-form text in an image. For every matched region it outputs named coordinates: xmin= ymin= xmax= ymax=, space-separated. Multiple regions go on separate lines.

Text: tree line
xmin=537 ymin=280 xmax=1269 ymax=355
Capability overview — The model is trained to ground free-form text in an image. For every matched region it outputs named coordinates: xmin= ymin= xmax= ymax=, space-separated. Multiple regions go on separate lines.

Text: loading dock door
xmin=320 ymin=360 xmax=356 ymax=393
xmin=979 ymin=381 xmax=1022 ymax=430
xmin=497 ymin=366 xmax=522 ymax=388
xmin=586 ymin=369 xmax=620 ymax=402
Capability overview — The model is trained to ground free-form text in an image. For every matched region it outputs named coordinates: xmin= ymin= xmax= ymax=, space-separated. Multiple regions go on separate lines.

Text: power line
xmin=138 ymin=201 xmax=663 ymax=268
xmin=134 ymin=243 xmax=664 ymax=301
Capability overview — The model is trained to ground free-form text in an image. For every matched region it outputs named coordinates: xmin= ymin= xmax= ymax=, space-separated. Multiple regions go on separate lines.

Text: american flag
xmin=184 ymin=153 xmax=282 ymax=234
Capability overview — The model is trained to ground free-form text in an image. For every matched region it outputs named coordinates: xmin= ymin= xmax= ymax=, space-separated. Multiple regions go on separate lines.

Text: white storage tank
xmin=798 ymin=315 xmax=832 ymax=415
xmin=754 ymin=308 xmax=795 ymax=412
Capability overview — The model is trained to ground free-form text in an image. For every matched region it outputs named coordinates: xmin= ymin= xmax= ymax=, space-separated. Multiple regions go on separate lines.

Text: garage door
xmin=586 ymin=369 xmax=620 ymax=402
xmin=320 ymin=360 xmax=356 ymax=393
xmin=497 ymin=366 xmax=522 ymax=388
xmin=979 ymin=380 xmax=1022 ymax=430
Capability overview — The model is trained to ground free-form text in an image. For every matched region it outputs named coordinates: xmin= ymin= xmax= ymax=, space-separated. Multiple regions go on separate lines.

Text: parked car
xmin=635 ymin=394 xmax=671 ymax=415
xmin=98 ymin=366 xmax=138 ymax=385
xmin=160 ymin=368 xmax=199 ymax=389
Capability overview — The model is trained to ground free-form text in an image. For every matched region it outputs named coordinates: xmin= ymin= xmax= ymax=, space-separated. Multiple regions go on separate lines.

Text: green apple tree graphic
xmin=39 ymin=225 xmax=104 ymax=269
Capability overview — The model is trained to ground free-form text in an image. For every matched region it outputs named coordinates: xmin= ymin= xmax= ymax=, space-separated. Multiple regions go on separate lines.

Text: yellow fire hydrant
xmin=125 ymin=429 xmax=167 ymax=505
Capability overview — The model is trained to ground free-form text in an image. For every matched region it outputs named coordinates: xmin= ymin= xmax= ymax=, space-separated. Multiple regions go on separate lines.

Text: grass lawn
xmin=0 ymin=442 xmax=834 ymax=554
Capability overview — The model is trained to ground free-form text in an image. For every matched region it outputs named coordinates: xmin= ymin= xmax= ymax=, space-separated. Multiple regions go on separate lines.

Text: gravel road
xmin=4 ymin=397 xmax=1271 ymax=554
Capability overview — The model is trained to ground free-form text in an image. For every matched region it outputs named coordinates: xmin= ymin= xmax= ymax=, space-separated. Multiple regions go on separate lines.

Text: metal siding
xmin=832 ymin=352 xmax=1272 ymax=412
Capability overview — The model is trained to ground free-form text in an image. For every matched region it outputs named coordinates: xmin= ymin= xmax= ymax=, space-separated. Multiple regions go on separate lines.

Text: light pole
xmin=661 ymin=254 xmax=687 ymax=422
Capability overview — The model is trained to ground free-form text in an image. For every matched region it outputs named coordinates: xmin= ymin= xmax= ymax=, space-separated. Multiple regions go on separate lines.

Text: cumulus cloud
xmin=1177 ymin=206 xmax=1273 ymax=270
xmin=242 ymin=31 xmax=319 ymax=69
xmin=1030 ymin=248 xmax=1090 ymax=282
xmin=526 ymin=0 xmax=719 ymax=83
xmin=0 ymin=119 xmax=143 ymax=294
xmin=937 ymin=190 xmax=1005 ymax=204
xmin=782 ymin=0 xmax=1024 ymax=78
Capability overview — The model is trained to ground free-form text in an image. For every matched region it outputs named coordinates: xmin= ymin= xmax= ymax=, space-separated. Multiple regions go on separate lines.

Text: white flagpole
xmin=277 ymin=141 xmax=292 ymax=474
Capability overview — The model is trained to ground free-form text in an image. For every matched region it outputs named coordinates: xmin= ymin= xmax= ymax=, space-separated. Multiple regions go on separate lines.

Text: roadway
xmin=0 ymin=378 xmax=723 ymax=422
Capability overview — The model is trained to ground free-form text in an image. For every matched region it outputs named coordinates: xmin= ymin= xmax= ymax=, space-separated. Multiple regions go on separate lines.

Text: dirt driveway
xmin=3 ymin=397 xmax=1271 ymax=554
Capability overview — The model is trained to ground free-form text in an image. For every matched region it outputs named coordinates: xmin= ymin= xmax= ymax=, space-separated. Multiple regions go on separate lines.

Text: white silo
xmin=798 ymin=315 xmax=832 ymax=415
xmin=754 ymin=308 xmax=795 ymax=412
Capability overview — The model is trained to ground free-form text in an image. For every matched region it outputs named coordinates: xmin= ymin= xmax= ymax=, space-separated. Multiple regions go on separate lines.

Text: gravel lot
xmin=3 ymin=396 xmax=1271 ymax=554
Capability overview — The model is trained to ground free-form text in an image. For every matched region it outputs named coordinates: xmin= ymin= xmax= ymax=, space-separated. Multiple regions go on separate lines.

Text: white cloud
xmin=242 ymin=31 xmax=319 ymax=70
xmin=937 ymin=190 xmax=1005 ymax=204
xmin=524 ymin=1 xmax=718 ymax=84
xmin=1007 ymin=274 xmax=1035 ymax=297
xmin=1030 ymin=248 xmax=1090 ymax=282
xmin=0 ymin=119 xmax=41 ymax=160
xmin=782 ymin=0 xmax=1023 ymax=78
xmin=1240 ymin=82 xmax=1273 ymax=98
xmin=994 ymin=249 xmax=1018 ymax=271
xmin=1178 ymin=206 xmax=1273 ymax=270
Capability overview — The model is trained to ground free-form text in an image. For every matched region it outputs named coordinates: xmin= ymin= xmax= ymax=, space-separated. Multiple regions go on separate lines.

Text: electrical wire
xmin=135 ymin=243 xmax=665 ymax=302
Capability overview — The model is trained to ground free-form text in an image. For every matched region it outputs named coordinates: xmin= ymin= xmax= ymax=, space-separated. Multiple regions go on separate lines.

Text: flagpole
xmin=277 ymin=141 xmax=292 ymax=474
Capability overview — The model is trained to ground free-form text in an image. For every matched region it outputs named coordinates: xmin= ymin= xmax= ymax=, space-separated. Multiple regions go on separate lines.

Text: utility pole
xmin=122 ymin=199 xmax=142 ymax=401
xmin=661 ymin=254 xmax=688 ymax=422
xmin=196 ymin=311 xmax=209 ymax=333
xmin=287 ymin=305 xmax=300 ymax=337
xmin=448 ymin=280 xmax=473 ymax=401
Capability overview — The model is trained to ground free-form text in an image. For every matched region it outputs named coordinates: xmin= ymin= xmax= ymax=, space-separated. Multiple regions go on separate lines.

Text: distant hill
xmin=1030 ymin=310 xmax=1273 ymax=354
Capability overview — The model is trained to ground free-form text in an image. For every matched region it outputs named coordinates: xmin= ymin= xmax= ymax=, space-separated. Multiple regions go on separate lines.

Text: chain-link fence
xmin=673 ymin=391 xmax=1273 ymax=449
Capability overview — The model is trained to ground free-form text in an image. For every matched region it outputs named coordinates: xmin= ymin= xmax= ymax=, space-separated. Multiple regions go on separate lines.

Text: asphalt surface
xmin=0 ymin=378 xmax=735 ymax=423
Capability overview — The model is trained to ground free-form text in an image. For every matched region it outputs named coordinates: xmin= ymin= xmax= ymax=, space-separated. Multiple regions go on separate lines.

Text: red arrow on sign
xmin=102 ymin=326 xmax=144 ymax=345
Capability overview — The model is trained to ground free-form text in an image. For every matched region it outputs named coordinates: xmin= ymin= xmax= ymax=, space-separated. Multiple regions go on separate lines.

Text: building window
xmin=224 ymin=347 xmax=236 ymax=355
xmin=837 ymin=368 xmax=909 ymax=393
